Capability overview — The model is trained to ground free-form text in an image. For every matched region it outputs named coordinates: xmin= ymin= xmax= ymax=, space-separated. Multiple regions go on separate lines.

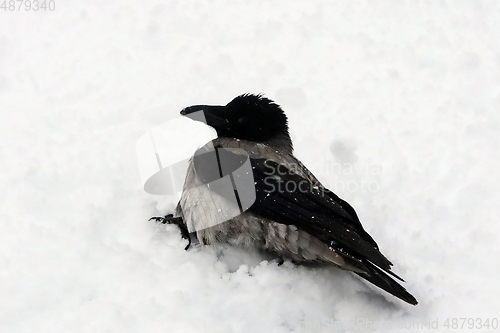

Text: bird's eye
xmin=238 ymin=117 xmax=248 ymax=125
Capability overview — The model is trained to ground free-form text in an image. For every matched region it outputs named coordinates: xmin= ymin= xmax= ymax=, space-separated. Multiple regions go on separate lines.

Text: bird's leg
xmin=149 ymin=214 xmax=191 ymax=250
xmin=276 ymin=257 xmax=285 ymax=266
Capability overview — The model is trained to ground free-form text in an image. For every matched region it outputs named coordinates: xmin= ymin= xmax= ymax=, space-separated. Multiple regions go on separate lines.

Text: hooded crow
xmin=157 ymin=93 xmax=417 ymax=305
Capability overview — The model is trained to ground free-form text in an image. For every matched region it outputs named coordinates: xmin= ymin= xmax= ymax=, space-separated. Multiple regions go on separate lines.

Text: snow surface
xmin=1 ymin=1 xmax=500 ymax=332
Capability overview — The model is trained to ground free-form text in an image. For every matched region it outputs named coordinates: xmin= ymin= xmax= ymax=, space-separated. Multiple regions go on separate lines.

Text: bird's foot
xmin=149 ymin=214 xmax=191 ymax=250
xmin=149 ymin=214 xmax=176 ymax=224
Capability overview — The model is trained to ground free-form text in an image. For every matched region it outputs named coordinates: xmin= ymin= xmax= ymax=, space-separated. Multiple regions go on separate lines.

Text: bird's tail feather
xmin=354 ymin=261 xmax=418 ymax=305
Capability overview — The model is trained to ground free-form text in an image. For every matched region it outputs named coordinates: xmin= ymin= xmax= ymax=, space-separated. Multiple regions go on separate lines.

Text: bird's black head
xmin=180 ymin=94 xmax=290 ymax=144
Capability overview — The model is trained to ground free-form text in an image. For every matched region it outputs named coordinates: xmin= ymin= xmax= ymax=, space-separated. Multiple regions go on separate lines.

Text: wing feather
xmin=247 ymin=158 xmax=394 ymax=271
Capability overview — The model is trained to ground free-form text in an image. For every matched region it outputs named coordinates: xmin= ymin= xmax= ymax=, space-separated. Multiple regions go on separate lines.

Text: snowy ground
xmin=1 ymin=1 xmax=500 ymax=332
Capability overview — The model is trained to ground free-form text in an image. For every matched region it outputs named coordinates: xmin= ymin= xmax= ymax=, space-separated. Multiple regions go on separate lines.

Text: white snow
xmin=1 ymin=1 xmax=500 ymax=332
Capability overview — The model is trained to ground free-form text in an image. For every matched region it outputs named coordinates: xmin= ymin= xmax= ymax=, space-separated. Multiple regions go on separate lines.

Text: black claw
xmin=149 ymin=216 xmax=166 ymax=223
xmin=149 ymin=214 xmax=191 ymax=250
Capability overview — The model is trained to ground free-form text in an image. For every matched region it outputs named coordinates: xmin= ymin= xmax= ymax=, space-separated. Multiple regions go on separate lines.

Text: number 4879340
xmin=1 ymin=0 xmax=55 ymax=11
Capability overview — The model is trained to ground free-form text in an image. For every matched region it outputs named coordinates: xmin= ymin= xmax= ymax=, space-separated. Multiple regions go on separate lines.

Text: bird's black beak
xmin=180 ymin=105 xmax=229 ymax=131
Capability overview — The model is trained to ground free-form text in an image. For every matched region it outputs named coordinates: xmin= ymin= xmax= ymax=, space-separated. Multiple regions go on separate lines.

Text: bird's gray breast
xmin=176 ymin=138 xmax=343 ymax=265
xmin=177 ymin=138 xmax=310 ymax=238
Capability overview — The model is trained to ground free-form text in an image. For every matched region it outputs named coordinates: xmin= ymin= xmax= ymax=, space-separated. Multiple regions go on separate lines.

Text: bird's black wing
xmin=247 ymin=158 xmax=393 ymax=271
xmin=193 ymin=146 xmax=417 ymax=304
xmin=247 ymin=158 xmax=418 ymax=305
